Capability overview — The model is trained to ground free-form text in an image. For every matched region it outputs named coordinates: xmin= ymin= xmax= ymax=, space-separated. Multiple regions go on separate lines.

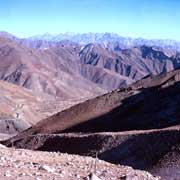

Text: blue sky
xmin=0 ymin=0 xmax=180 ymax=40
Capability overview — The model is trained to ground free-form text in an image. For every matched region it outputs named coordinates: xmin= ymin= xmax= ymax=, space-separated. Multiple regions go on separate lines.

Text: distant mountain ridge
xmin=1 ymin=32 xmax=180 ymax=94
xmin=1 ymin=31 xmax=180 ymax=51
xmin=28 ymin=32 xmax=180 ymax=50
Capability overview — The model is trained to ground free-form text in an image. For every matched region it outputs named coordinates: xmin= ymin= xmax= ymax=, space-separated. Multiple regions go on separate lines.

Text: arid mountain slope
xmin=13 ymin=68 xmax=180 ymax=135
xmin=0 ymin=80 xmax=41 ymax=139
xmin=1 ymin=33 xmax=180 ymax=93
xmin=3 ymin=32 xmax=180 ymax=93
xmin=4 ymin=68 xmax=180 ymax=180
xmin=0 ymin=35 xmax=134 ymax=95
xmin=80 ymin=44 xmax=180 ymax=82
xmin=0 ymin=36 xmax=106 ymax=99
xmin=2 ymin=34 xmax=180 ymax=179
xmin=0 ymin=80 xmax=47 ymax=123
xmin=20 ymin=38 xmax=180 ymax=90
xmin=0 ymin=80 xmax=91 ymax=141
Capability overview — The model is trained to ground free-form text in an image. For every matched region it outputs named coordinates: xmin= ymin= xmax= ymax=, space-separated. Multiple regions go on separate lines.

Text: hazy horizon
xmin=1 ymin=0 xmax=180 ymax=40
xmin=2 ymin=31 xmax=180 ymax=42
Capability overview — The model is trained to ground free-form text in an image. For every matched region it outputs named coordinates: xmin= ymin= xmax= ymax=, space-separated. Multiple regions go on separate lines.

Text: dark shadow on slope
xmin=62 ymin=82 xmax=180 ymax=133
xmin=99 ymin=129 xmax=180 ymax=171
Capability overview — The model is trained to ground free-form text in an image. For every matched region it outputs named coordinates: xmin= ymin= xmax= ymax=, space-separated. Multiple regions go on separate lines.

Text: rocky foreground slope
xmin=0 ymin=145 xmax=159 ymax=180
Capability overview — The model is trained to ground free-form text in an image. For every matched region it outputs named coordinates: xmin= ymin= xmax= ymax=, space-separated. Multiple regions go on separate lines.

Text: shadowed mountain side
xmin=99 ymin=127 xmax=180 ymax=169
xmin=6 ymin=68 xmax=180 ymax=137
xmin=37 ymin=82 xmax=180 ymax=134
xmin=77 ymin=63 xmax=134 ymax=90
xmin=79 ymin=43 xmax=180 ymax=81
xmin=98 ymin=127 xmax=180 ymax=179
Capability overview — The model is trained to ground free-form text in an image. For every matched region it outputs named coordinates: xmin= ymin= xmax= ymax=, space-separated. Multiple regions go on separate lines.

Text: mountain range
xmin=28 ymin=32 xmax=180 ymax=50
xmin=1 ymin=32 xmax=180 ymax=92
xmin=1 ymin=31 xmax=180 ymax=179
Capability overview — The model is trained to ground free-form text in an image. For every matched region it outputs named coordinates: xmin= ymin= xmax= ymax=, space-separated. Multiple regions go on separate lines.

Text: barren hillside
xmin=13 ymin=68 xmax=180 ymax=135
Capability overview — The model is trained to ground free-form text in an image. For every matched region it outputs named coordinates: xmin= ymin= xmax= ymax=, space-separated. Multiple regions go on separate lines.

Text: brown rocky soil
xmin=0 ymin=145 xmax=159 ymax=180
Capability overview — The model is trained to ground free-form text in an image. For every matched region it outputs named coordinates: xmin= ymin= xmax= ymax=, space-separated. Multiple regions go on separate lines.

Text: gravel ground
xmin=0 ymin=145 xmax=160 ymax=180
